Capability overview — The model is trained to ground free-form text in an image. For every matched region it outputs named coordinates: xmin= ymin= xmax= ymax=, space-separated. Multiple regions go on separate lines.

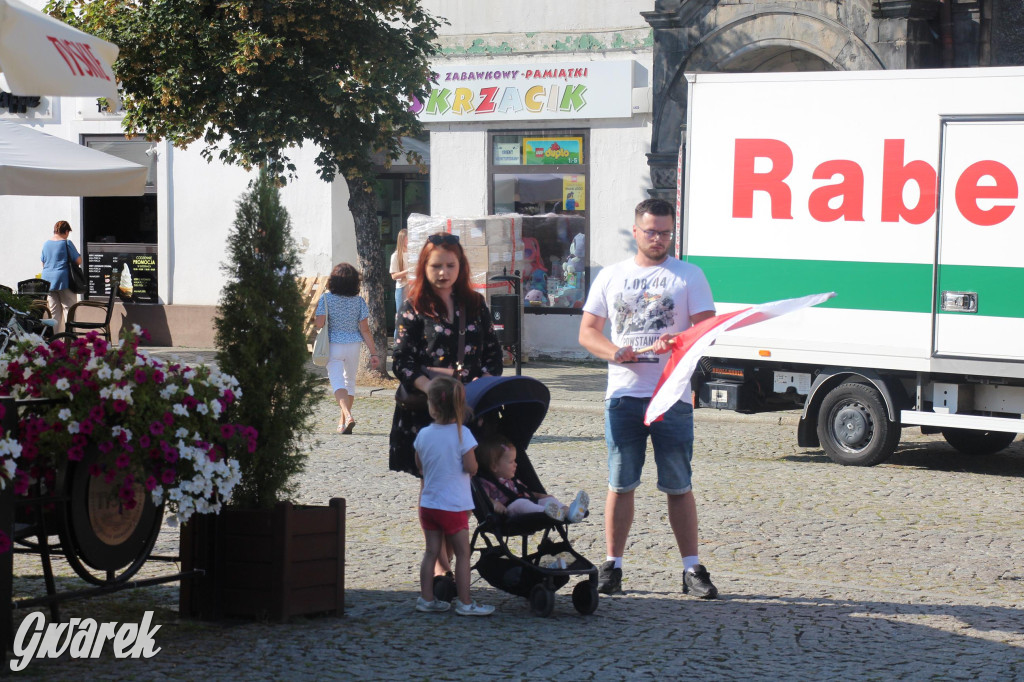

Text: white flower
xmin=175 ymin=427 xmax=189 ymax=438
xmin=196 ymin=403 xmax=209 ymax=416
xmin=33 ymin=357 xmax=46 ymax=367
xmin=58 ymin=408 xmax=72 ymax=421
xmin=54 ymin=377 xmax=70 ymax=391
xmin=67 ymin=421 xmax=80 ymax=434
xmin=97 ymin=366 xmax=112 ymax=380
xmin=112 ymin=368 xmax=124 ymax=381
xmin=172 ymin=403 xmax=188 ymax=417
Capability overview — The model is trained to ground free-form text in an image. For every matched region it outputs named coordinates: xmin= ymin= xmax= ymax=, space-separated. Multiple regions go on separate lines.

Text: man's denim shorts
xmin=604 ymin=396 xmax=694 ymax=495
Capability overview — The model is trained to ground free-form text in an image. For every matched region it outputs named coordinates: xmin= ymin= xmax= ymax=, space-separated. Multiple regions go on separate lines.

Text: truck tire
xmin=940 ymin=428 xmax=1016 ymax=456
xmin=817 ymin=382 xmax=900 ymax=466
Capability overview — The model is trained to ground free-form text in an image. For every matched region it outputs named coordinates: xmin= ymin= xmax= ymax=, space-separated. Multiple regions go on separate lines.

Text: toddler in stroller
xmin=460 ymin=375 xmax=600 ymax=617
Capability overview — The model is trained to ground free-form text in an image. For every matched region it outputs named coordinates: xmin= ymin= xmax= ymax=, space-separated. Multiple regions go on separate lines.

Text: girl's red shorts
xmin=419 ymin=506 xmax=469 ymax=535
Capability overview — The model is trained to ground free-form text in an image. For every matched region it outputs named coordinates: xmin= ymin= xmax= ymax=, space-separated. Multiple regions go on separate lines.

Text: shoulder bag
xmin=65 ymin=241 xmax=87 ymax=294
xmin=311 ymin=294 xmax=330 ymax=367
xmin=395 ymin=304 xmax=465 ymax=411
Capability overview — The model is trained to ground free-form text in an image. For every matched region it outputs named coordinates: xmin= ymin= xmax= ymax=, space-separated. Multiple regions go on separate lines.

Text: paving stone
xmin=7 ymin=358 xmax=1024 ymax=679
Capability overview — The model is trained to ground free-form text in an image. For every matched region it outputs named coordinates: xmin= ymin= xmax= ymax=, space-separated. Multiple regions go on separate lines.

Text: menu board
xmin=86 ymin=243 xmax=158 ymax=304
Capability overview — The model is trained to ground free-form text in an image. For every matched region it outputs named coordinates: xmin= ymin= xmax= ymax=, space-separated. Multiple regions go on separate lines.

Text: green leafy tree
xmin=214 ymin=170 xmax=319 ymax=508
xmin=48 ymin=0 xmax=442 ymax=378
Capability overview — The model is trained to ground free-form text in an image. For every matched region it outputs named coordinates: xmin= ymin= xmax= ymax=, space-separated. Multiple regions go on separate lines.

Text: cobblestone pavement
xmin=9 ymin=356 xmax=1024 ymax=680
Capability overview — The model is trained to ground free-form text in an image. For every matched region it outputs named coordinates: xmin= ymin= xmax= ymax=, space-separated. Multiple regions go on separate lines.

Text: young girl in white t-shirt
xmin=413 ymin=376 xmax=494 ymax=616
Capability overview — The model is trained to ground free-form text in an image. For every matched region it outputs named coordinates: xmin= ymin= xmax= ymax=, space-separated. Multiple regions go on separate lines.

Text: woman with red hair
xmin=389 ymin=233 xmax=503 ymax=476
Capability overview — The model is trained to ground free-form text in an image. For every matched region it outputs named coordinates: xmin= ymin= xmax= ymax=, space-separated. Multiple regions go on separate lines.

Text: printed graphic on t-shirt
xmin=610 ymin=275 xmax=677 ymax=363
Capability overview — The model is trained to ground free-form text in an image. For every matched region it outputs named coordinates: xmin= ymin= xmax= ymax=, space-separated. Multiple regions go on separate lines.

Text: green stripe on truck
xmin=937 ymin=264 xmax=1024 ymax=318
xmin=685 ymin=256 xmax=1024 ymax=318
xmin=684 ymin=256 xmax=932 ymax=313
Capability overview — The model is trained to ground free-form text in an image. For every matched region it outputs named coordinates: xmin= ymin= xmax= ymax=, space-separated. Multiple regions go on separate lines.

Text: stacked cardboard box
xmin=405 ymin=214 xmax=523 ymax=303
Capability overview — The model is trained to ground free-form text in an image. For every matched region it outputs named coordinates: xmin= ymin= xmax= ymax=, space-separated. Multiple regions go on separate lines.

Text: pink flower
xmin=162 ymin=412 xmax=173 ymax=426
xmin=220 ymin=424 xmax=237 ymax=439
xmin=161 ymin=468 xmax=175 ymax=484
xmin=145 ymin=476 xmax=158 ymax=491
xmin=153 ymin=370 xmax=165 ymax=383
xmin=222 ymin=389 xmax=236 ymax=404
xmin=134 ymin=369 xmax=148 ymax=384
xmin=89 ymin=405 xmax=104 ymax=421
xmin=164 ymin=449 xmax=179 ymax=463
xmin=150 ymin=421 xmax=164 ymax=436
xmin=89 ymin=463 xmax=103 ymax=477
xmin=98 ymin=440 xmax=115 ymax=453
xmin=79 ymin=420 xmax=94 ymax=435
xmin=113 ymin=399 xmax=128 ymax=413
xmin=115 ymin=453 xmax=131 ymax=469
xmin=68 ymin=446 xmax=85 ymax=461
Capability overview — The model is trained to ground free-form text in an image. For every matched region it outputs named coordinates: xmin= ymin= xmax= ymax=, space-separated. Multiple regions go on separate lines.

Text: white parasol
xmin=0 ymin=0 xmax=119 ymax=101
xmin=0 ymin=119 xmax=146 ymax=196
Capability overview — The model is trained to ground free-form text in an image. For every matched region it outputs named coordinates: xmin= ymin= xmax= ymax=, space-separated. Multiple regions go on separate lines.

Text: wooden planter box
xmin=179 ymin=498 xmax=345 ymax=621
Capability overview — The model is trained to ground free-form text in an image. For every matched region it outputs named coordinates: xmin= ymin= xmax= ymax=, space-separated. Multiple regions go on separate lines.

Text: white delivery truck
xmin=681 ymin=67 xmax=1024 ymax=466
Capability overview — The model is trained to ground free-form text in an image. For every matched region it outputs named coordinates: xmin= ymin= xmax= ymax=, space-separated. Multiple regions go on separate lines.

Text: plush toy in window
xmin=564 ymin=256 xmax=583 ymax=288
xmin=548 ymin=255 xmax=563 ymax=280
xmin=524 ymin=288 xmax=547 ymax=306
xmin=571 ymin=233 xmax=585 ymax=260
xmin=521 ymin=236 xmax=547 ymax=280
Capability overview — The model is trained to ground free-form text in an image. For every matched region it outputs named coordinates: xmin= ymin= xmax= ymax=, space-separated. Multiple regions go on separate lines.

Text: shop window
xmin=489 ymin=130 xmax=588 ymax=314
xmin=81 ymin=136 xmax=159 ymax=304
xmin=372 ymin=174 xmax=430 ymax=334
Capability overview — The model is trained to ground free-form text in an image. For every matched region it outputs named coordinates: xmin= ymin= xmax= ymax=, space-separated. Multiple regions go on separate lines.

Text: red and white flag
xmin=644 ymin=292 xmax=836 ymax=425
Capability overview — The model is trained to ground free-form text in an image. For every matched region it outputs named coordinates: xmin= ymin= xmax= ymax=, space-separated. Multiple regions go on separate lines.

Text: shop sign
xmin=563 ymin=175 xmax=585 ymax=211
xmin=523 ymin=137 xmax=582 ymax=165
xmin=413 ymin=61 xmax=634 ymax=122
xmin=494 ymin=140 xmax=521 ymax=165
xmin=87 ymin=243 xmax=158 ymax=304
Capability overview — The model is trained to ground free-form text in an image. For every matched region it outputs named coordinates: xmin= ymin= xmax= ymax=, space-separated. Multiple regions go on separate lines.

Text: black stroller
xmin=441 ymin=375 xmax=599 ymax=617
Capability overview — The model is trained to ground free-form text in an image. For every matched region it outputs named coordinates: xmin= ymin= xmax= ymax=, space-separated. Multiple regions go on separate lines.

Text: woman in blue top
xmin=40 ymin=220 xmax=82 ymax=334
xmin=314 ymin=263 xmax=380 ymax=434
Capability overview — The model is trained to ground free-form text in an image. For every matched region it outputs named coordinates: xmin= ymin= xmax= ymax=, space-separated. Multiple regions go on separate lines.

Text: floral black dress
xmin=389 ymin=295 xmax=503 ymax=476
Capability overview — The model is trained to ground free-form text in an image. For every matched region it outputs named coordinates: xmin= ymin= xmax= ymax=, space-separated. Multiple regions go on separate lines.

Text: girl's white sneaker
xmin=415 ymin=596 xmax=450 ymax=613
xmin=454 ymin=600 xmax=494 ymax=616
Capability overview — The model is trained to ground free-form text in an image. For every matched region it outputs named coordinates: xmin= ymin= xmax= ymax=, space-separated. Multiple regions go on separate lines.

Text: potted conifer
xmin=179 ymin=171 xmax=345 ymax=621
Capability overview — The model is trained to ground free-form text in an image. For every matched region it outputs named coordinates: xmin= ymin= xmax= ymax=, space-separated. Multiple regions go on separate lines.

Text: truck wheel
xmin=940 ymin=428 xmax=1016 ymax=456
xmin=817 ymin=382 xmax=900 ymax=466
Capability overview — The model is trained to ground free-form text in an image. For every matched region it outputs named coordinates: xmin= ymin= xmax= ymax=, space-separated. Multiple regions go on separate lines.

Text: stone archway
xmin=646 ymin=3 xmax=889 ymax=196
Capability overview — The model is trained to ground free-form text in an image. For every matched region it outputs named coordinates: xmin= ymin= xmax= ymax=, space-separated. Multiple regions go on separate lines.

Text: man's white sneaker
xmin=454 ymin=600 xmax=494 ymax=616
xmin=415 ymin=596 xmax=451 ymax=613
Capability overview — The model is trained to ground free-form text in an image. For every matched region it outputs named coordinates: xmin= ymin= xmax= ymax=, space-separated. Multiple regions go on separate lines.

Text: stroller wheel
xmin=529 ymin=584 xmax=555 ymax=618
xmin=572 ymin=581 xmax=600 ymax=615
xmin=432 ymin=574 xmax=457 ymax=603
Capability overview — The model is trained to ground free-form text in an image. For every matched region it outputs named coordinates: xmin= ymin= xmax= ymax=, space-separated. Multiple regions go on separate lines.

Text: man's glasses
xmin=639 ymin=228 xmax=673 ymax=242
xmin=427 ymin=233 xmax=460 ymax=246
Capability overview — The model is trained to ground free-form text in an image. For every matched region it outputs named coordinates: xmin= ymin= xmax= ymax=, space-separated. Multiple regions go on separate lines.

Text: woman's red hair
xmin=406 ymin=236 xmax=484 ymax=319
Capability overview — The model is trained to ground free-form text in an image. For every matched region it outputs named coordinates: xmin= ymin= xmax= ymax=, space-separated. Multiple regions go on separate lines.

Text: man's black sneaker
xmin=597 ymin=560 xmax=622 ymax=595
xmin=683 ymin=565 xmax=719 ymax=599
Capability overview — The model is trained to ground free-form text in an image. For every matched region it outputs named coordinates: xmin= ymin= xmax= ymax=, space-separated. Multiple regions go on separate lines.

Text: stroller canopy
xmin=465 ymin=375 xmax=550 ymax=492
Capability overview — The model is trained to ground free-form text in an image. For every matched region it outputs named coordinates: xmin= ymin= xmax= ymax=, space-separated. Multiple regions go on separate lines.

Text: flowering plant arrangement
xmin=0 ymin=326 xmax=256 ymax=553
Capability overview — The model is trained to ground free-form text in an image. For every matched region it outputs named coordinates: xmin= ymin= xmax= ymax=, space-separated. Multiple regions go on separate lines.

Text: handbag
xmin=311 ymin=294 xmax=330 ymax=367
xmin=65 ymin=241 xmax=87 ymax=294
xmin=395 ymin=304 xmax=466 ymax=411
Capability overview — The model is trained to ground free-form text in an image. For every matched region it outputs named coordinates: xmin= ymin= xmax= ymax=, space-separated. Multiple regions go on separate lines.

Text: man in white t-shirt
xmin=579 ymin=198 xmax=719 ymax=599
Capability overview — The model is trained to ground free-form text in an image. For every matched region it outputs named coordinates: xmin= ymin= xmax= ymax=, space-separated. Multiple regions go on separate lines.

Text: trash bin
xmin=490 ymin=294 xmax=520 ymax=347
